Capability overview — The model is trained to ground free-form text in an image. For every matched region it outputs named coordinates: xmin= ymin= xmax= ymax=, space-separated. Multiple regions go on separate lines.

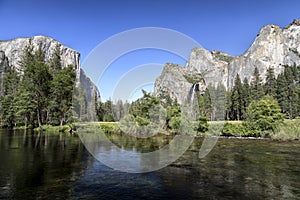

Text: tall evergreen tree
xmin=18 ymin=38 xmax=34 ymax=67
xmin=241 ymin=77 xmax=251 ymax=119
xmin=284 ymin=65 xmax=298 ymax=119
xmin=265 ymin=67 xmax=276 ymax=96
xmin=251 ymin=67 xmax=263 ymax=101
xmin=276 ymin=73 xmax=288 ymax=114
xmin=50 ymin=44 xmax=62 ymax=72
xmin=49 ymin=65 xmax=75 ymax=125
xmin=230 ymin=74 xmax=243 ymax=120
xmin=0 ymin=66 xmax=19 ymax=127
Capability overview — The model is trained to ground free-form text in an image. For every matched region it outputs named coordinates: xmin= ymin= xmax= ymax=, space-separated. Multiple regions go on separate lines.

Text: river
xmin=0 ymin=129 xmax=299 ymax=199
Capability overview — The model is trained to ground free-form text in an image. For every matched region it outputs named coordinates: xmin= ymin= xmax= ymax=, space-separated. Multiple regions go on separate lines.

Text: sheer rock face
xmin=0 ymin=36 xmax=80 ymax=72
xmin=0 ymin=35 xmax=99 ymax=102
xmin=154 ymin=20 xmax=300 ymax=103
xmin=0 ymin=51 xmax=9 ymax=73
xmin=154 ymin=63 xmax=192 ymax=104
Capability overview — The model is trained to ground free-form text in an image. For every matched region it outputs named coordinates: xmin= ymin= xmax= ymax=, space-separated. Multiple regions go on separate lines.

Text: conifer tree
xmin=241 ymin=77 xmax=251 ymax=119
xmin=251 ymin=67 xmax=264 ymax=101
xmin=230 ymin=74 xmax=243 ymax=120
xmin=50 ymin=44 xmax=62 ymax=72
xmin=265 ymin=67 xmax=276 ymax=96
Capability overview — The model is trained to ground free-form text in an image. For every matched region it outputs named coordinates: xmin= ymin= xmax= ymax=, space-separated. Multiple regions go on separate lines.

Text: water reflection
xmin=0 ymin=129 xmax=86 ymax=199
xmin=0 ymin=130 xmax=299 ymax=199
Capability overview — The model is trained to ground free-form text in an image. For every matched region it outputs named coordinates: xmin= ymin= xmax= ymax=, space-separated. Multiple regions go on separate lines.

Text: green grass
xmin=72 ymin=119 xmax=300 ymax=140
xmin=273 ymin=119 xmax=300 ymax=140
xmin=211 ymin=120 xmax=300 ymax=140
xmin=34 ymin=124 xmax=72 ymax=132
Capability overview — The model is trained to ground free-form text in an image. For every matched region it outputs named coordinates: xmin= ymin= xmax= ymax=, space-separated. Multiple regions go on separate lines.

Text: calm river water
xmin=0 ymin=129 xmax=299 ymax=199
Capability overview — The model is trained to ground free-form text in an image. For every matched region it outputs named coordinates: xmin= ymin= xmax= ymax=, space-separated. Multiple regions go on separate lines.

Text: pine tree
xmin=211 ymin=83 xmax=226 ymax=120
xmin=0 ymin=66 xmax=19 ymax=127
xmin=251 ymin=67 xmax=263 ymax=101
xmin=265 ymin=67 xmax=276 ymax=96
xmin=18 ymin=38 xmax=34 ymax=67
xmin=34 ymin=43 xmax=45 ymax=62
xmin=230 ymin=74 xmax=243 ymax=120
xmin=284 ymin=65 xmax=297 ymax=119
xmin=241 ymin=77 xmax=251 ymax=119
xmin=50 ymin=44 xmax=62 ymax=72
xmin=276 ymin=73 xmax=288 ymax=114
xmin=49 ymin=65 xmax=75 ymax=125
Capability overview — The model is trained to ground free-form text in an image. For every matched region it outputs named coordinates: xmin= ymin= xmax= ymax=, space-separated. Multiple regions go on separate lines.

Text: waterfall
xmin=187 ymin=84 xmax=197 ymax=103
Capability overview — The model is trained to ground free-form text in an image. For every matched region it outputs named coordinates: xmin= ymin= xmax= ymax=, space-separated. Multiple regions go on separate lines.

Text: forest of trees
xmin=1 ymin=38 xmax=299 ymax=137
xmin=96 ymin=64 xmax=300 ymax=136
xmin=227 ymin=64 xmax=300 ymax=120
xmin=0 ymin=39 xmax=76 ymax=128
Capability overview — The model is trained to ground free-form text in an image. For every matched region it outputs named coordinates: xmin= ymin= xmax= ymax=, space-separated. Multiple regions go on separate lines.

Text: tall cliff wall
xmin=0 ymin=35 xmax=99 ymax=103
xmin=154 ymin=19 xmax=300 ymax=103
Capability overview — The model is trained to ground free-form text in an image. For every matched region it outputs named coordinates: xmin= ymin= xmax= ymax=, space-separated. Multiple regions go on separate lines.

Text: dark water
xmin=0 ymin=129 xmax=299 ymax=199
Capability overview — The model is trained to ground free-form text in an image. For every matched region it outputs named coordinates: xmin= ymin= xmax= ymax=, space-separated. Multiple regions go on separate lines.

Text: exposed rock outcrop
xmin=0 ymin=51 xmax=9 ymax=74
xmin=154 ymin=19 xmax=300 ymax=103
xmin=0 ymin=35 xmax=99 ymax=103
xmin=0 ymin=51 xmax=9 ymax=96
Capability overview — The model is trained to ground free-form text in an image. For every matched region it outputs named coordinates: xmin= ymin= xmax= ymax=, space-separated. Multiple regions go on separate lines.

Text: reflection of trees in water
xmin=106 ymin=133 xmax=172 ymax=153
xmin=157 ymin=138 xmax=300 ymax=199
xmin=0 ymin=129 xmax=87 ymax=199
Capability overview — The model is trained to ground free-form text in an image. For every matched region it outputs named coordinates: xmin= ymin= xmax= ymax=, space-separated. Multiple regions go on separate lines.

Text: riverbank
xmin=92 ymin=120 xmax=300 ymax=141
xmin=7 ymin=119 xmax=300 ymax=141
xmin=11 ymin=124 xmax=74 ymax=133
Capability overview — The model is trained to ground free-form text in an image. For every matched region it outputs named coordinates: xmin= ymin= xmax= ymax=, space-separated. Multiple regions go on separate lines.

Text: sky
xmin=0 ymin=0 xmax=300 ymax=101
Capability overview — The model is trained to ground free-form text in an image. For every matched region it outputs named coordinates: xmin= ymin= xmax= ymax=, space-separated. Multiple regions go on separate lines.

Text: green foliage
xmin=276 ymin=65 xmax=300 ymax=119
xmin=99 ymin=122 xmax=121 ymax=134
xmin=166 ymin=103 xmax=181 ymax=132
xmin=264 ymin=67 xmax=276 ymax=96
xmin=0 ymin=40 xmax=76 ymax=128
xmin=49 ymin=65 xmax=76 ymax=125
xmin=213 ymin=51 xmax=234 ymax=63
xmin=183 ymin=73 xmax=204 ymax=84
xmin=0 ymin=67 xmax=19 ymax=127
xmin=230 ymin=74 xmax=243 ymax=120
xmin=251 ymin=67 xmax=264 ymax=101
xmin=168 ymin=116 xmax=181 ymax=131
xmin=221 ymin=122 xmax=244 ymax=136
xmin=50 ymin=44 xmax=62 ymax=72
xmin=244 ymin=95 xmax=284 ymax=137
xmin=197 ymin=116 xmax=208 ymax=133
xmin=275 ymin=118 xmax=300 ymax=140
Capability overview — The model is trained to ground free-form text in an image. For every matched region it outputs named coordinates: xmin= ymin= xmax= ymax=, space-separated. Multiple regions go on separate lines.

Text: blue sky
xmin=0 ymin=0 xmax=299 ymax=101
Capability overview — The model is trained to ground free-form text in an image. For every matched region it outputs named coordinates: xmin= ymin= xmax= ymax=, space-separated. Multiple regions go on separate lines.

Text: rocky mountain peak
xmin=0 ymin=35 xmax=80 ymax=72
xmin=154 ymin=20 xmax=300 ymax=103
xmin=0 ymin=35 xmax=100 ymax=103
xmin=285 ymin=19 xmax=300 ymax=29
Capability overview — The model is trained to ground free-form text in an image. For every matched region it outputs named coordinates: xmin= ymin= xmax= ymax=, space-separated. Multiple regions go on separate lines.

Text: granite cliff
xmin=154 ymin=19 xmax=300 ymax=104
xmin=0 ymin=35 xmax=99 ymax=103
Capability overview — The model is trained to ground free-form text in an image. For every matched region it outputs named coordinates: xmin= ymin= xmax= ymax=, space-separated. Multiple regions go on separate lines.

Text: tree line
xmin=0 ymin=39 xmax=76 ymax=128
xmin=95 ymin=64 xmax=300 ymax=136
xmin=227 ymin=64 xmax=300 ymax=120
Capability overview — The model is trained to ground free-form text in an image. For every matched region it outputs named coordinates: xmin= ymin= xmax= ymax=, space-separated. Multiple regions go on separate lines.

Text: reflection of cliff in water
xmin=0 ymin=129 xmax=88 ymax=199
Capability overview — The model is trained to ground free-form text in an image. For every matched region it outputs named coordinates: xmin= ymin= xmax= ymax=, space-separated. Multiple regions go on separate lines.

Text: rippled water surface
xmin=0 ymin=129 xmax=299 ymax=199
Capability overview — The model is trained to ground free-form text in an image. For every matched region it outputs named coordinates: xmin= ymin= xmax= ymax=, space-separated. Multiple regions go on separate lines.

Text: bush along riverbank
xmin=74 ymin=119 xmax=299 ymax=141
xmin=33 ymin=124 xmax=74 ymax=133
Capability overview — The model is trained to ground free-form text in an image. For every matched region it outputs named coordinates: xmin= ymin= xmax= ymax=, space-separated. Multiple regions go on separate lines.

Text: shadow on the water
xmin=0 ymin=129 xmax=88 ymax=199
